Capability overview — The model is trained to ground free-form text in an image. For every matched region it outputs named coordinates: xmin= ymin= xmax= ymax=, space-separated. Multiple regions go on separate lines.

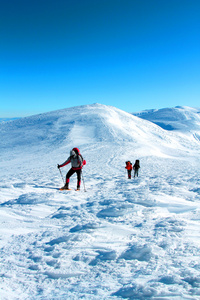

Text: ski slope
xmin=0 ymin=103 xmax=200 ymax=299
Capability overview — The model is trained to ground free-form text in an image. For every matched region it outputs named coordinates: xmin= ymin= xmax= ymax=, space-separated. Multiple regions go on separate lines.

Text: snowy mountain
xmin=0 ymin=103 xmax=200 ymax=299
xmin=133 ymin=106 xmax=200 ymax=133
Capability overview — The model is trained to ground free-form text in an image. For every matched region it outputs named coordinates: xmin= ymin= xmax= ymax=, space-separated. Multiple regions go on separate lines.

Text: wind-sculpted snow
xmin=0 ymin=103 xmax=200 ymax=299
xmin=133 ymin=106 xmax=200 ymax=132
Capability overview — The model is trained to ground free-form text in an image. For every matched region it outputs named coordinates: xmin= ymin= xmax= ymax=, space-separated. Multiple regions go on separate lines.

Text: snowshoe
xmin=59 ymin=185 xmax=71 ymax=191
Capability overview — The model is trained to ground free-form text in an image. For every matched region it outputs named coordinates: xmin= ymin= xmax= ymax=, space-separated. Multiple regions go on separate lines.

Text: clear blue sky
xmin=0 ymin=0 xmax=200 ymax=117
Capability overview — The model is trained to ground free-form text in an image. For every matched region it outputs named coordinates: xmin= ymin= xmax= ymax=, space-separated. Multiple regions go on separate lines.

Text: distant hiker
xmin=125 ymin=161 xmax=133 ymax=179
xmin=57 ymin=147 xmax=86 ymax=190
xmin=133 ymin=159 xmax=140 ymax=177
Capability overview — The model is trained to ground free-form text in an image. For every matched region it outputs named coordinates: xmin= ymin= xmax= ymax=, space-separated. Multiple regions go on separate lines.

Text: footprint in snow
xmin=120 ymin=243 xmax=153 ymax=262
xmin=89 ymin=250 xmax=117 ymax=266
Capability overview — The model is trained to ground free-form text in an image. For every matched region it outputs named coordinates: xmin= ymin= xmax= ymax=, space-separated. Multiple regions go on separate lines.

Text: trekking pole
xmin=81 ymin=170 xmax=86 ymax=192
xmin=58 ymin=165 xmax=65 ymax=184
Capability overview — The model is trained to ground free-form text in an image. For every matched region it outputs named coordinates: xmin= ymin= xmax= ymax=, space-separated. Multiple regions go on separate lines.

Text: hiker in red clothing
xmin=58 ymin=147 xmax=86 ymax=190
xmin=125 ymin=161 xmax=133 ymax=179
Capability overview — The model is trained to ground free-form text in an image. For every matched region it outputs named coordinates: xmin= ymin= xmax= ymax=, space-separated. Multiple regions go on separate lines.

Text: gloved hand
xmin=57 ymin=164 xmax=60 ymax=169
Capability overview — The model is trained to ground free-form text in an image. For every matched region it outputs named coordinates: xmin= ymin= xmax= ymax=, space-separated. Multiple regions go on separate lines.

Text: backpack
xmin=72 ymin=147 xmax=86 ymax=166
xmin=125 ymin=161 xmax=132 ymax=170
xmin=134 ymin=160 xmax=140 ymax=169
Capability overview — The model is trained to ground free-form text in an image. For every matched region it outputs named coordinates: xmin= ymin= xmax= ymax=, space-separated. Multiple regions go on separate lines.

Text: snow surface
xmin=0 ymin=103 xmax=200 ymax=299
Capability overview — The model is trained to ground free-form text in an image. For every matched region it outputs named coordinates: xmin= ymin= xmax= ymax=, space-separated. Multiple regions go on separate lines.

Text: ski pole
xmin=81 ymin=170 xmax=86 ymax=192
xmin=58 ymin=165 xmax=65 ymax=184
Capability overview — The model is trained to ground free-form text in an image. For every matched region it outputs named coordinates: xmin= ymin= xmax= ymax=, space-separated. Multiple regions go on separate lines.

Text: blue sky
xmin=0 ymin=0 xmax=200 ymax=117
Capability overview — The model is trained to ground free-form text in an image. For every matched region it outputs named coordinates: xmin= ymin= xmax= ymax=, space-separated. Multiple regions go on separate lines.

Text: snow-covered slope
xmin=133 ymin=106 xmax=200 ymax=151
xmin=0 ymin=103 xmax=175 ymax=148
xmin=1 ymin=103 xmax=199 ymax=160
xmin=0 ymin=104 xmax=200 ymax=299
xmin=133 ymin=106 xmax=200 ymax=133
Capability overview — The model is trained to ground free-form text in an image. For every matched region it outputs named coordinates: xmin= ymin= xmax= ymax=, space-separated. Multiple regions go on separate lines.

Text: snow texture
xmin=0 ymin=103 xmax=200 ymax=299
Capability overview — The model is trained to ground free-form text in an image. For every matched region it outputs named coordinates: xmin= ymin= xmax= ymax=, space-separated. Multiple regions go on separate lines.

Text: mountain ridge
xmin=2 ymin=104 xmax=200 ymax=134
xmin=133 ymin=105 xmax=200 ymax=132
xmin=0 ymin=103 xmax=195 ymax=157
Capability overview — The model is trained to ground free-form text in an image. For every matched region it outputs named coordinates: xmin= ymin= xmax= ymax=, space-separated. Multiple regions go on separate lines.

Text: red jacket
xmin=125 ymin=161 xmax=132 ymax=171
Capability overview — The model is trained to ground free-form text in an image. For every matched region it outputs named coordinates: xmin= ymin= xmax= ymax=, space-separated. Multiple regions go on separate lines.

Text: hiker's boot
xmin=60 ymin=183 xmax=69 ymax=190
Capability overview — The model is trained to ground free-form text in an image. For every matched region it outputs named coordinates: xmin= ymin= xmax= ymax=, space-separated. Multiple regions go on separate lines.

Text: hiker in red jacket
xmin=58 ymin=147 xmax=86 ymax=190
xmin=125 ymin=161 xmax=133 ymax=179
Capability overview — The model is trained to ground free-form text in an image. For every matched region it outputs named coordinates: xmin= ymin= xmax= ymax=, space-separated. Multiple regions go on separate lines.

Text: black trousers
xmin=66 ymin=168 xmax=81 ymax=188
xmin=127 ymin=170 xmax=132 ymax=179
